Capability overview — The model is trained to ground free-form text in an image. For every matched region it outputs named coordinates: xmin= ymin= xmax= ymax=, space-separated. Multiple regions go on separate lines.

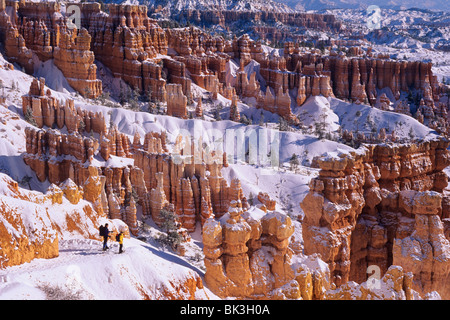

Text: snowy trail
xmin=0 ymin=238 xmax=214 ymax=300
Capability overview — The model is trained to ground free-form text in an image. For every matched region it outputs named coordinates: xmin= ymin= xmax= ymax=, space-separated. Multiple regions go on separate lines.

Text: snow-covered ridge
xmin=112 ymin=0 xmax=295 ymax=14
xmin=277 ymin=0 xmax=450 ymax=12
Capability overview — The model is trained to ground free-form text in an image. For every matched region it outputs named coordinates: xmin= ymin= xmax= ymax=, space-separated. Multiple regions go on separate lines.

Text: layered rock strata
xmin=301 ymin=139 xmax=450 ymax=299
xmin=177 ymin=10 xmax=343 ymax=34
xmin=0 ymin=1 xmax=102 ymax=98
xmin=2 ymin=2 xmax=446 ymax=127
xmin=23 ymin=126 xmax=140 ymax=235
xmin=24 ymin=106 xmax=245 ymax=234
xmin=133 ymin=146 xmax=238 ymax=232
xmin=166 ymin=83 xmax=187 ymax=119
xmin=203 ymin=206 xmax=316 ymax=299
xmin=82 ymin=3 xmax=169 ymax=100
xmin=23 ymin=78 xmax=106 ymax=134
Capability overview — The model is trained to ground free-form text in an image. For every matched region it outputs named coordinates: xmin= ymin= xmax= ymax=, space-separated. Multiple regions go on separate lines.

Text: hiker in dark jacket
xmin=100 ymin=223 xmax=110 ymax=251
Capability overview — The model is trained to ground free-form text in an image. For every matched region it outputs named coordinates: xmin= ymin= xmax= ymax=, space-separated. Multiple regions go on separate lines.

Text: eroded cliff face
xmin=22 ymin=78 xmax=107 ymax=134
xmin=301 ymin=139 xmax=450 ymax=299
xmin=0 ymin=174 xmax=59 ymax=268
xmin=177 ymin=10 xmax=342 ymax=32
xmin=132 ymin=143 xmax=239 ymax=232
xmin=202 ymin=197 xmax=432 ymax=300
xmin=202 ymin=203 xmax=333 ymax=299
xmin=0 ymin=1 xmax=447 ymax=128
xmin=0 ymin=1 xmax=102 ymax=98
xmin=0 ymin=169 xmax=134 ymax=267
xmin=8 ymin=73 xmax=447 ymax=300
xmin=162 ymin=26 xmax=445 ymax=125
xmin=22 ymin=78 xmax=243 ymax=235
xmin=80 ymin=3 xmax=169 ymax=100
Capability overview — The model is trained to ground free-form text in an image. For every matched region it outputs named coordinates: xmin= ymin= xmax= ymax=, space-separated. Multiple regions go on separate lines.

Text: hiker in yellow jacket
xmin=117 ymin=232 xmax=124 ymax=254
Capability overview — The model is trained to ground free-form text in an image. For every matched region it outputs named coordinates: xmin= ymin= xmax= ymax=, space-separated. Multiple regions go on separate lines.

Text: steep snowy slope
xmin=330 ymin=97 xmax=437 ymax=140
xmin=0 ymin=170 xmax=213 ymax=299
xmin=0 ymin=237 xmax=211 ymax=300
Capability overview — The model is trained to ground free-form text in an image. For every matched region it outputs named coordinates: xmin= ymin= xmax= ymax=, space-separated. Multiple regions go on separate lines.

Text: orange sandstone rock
xmin=166 ymin=83 xmax=187 ymax=119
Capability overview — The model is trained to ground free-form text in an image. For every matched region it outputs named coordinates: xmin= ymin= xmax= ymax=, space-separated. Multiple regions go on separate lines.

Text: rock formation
xmin=9 ymin=1 xmax=450 ymax=300
xmin=0 ymin=1 xmax=102 ymax=98
xmin=133 ymin=144 xmax=241 ymax=231
xmin=301 ymin=139 xmax=450 ymax=298
xmin=0 ymin=175 xmax=59 ymax=268
xmin=23 ymin=79 xmax=106 ymax=134
xmin=178 ymin=10 xmax=342 ymax=43
xmin=53 ymin=27 xmax=102 ymax=98
xmin=325 ymin=265 xmax=419 ymax=300
xmin=83 ymin=166 xmax=105 ymax=215
xmin=166 ymin=83 xmax=187 ymax=118
xmin=203 ymin=207 xmax=305 ymax=299
xmin=392 ymin=190 xmax=450 ymax=298
xmin=256 ymin=87 xmax=298 ymax=123
xmin=125 ymin=197 xmax=139 ymax=236
xmin=81 ymin=3 xmax=169 ymax=101
xmin=229 ymin=93 xmax=240 ymax=122
xmin=23 ymin=100 xmax=245 ymax=235
xmin=0 ymin=167 xmax=135 ymax=268
xmin=195 ymin=98 xmax=203 ymax=118
xmin=60 ymin=178 xmax=83 ymax=205
xmin=257 ymin=192 xmax=276 ymax=211
xmin=23 ymin=124 xmax=141 ymax=233
xmin=2 ymin=1 xmax=446 ymax=131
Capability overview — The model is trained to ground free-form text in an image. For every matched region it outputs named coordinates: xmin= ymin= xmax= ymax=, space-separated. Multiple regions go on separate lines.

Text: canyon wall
xmin=203 ymin=194 xmax=430 ymax=300
xmin=0 ymin=2 xmax=446 ymax=125
xmin=0 ymin=0 xmax=102 ymax=98
xmin=81 ymin=3 xmax=169 ymax=100
xmin=177 ymin=10 xmax=342 ymax=32
xmin=22 ymin=124 xmax=241 ymax=235
xmin=4 ymin=2 xmax=449 ymax=299
xmin=301 ymin=139 xmax=450 ymax=299
xmin=22 ymin=79 xmax=244 ymax=235
xmin=203 ymin=205 xmax=327 ymax=299
xmin=22 ymin=78 xmax=107 ymax=134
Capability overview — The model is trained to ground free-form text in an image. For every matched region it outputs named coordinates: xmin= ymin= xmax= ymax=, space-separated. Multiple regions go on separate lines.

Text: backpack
xmin=99 ymin=225 xmax=105 ymax=237
xmin=116 ymin=233 xmax=121 ymax=242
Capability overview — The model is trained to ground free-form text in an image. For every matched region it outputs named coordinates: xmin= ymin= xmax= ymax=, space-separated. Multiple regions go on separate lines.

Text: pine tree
xmin=314 ymin=121 xmax=325 ymax=140
xmin=119 ymin=82 xmax=126 ymax=105
xmin=24 ymin=107 xmax=37 ymax=126
xmin=19 ymin=175 xmax=33 ymax=190
xmin=248 ymin=192 xmax=254 ymax=206
xmin=289 ymin=153 xmax=300 ymax=172
xmin=159 ymin=206 xmax=183 ymax=249
xmin=84 ymin=86 xmax=92 ymax=99
xmin=408 ymin=127 xmax=415 ymax=141
xmin=278 ymin=117 xmax=289 ymax=131
xmin=215 ymin=108 xmax=222 ymax=121
xmin=129 ymin=86 xmax=140 ymax=111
